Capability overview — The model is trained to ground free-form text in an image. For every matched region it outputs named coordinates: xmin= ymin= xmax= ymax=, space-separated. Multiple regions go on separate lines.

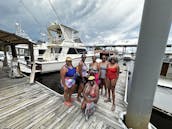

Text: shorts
xmin=61 ymin=78 xmax=75 ymax=88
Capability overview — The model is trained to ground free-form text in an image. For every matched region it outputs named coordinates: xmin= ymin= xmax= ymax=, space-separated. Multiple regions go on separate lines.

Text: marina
xmin=1 ymin=0 xmax=172 ymax=128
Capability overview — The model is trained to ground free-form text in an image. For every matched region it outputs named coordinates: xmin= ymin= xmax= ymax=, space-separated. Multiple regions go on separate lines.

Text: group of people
xmin=60 ymin=53 xmax=120 ymax=116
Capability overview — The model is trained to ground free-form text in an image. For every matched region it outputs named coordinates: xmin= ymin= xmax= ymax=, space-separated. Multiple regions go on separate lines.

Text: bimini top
xmin=47 ymin=23 xmax=79 ymax=42
xmin=48 ymin=23 xmax=78 ymax=33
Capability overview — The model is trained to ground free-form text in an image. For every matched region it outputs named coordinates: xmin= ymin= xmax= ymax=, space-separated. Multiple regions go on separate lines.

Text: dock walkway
xmin=0 ymin=62 xmax=128 ymax=129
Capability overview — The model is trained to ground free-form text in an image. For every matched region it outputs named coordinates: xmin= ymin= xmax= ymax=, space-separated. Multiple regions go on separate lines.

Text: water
xmin=35 ymin=72 xmax=64 ymax=94
xmin=35 ymin=61 xmax=172 ymax=129
xmin=151 ymin=109 xmax=172 ymax=129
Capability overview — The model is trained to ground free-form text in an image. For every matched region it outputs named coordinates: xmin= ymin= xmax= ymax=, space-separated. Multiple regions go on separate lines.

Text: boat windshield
xmin=76 ymin=48 xmax=87 ymax=54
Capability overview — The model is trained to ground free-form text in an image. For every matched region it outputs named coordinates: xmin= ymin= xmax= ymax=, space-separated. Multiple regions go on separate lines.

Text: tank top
xmin=100 ymin=63 xmax=107 ymax=79
xmin=80 ymin=61 xmax=88 ymax=77
xmin=65 ymin=65 xmax=76 ymax=77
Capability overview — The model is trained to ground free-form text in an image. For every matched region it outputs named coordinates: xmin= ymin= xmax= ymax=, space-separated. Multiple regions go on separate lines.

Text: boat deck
xmin=153 ymin=86 xmax=172 ymax=116
xmin=0 ymin=62 xmax=128 ymax=129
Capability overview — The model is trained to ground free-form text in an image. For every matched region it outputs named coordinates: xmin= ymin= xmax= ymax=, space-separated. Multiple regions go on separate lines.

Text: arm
xmin=83 ymin=84 xmax=92 ymax=102
xmin=117 ymin=65 xmax=120 ymax=79
xmin=90 ymin=85 xmax=99 ymax=103
xmin=78 ymin=62 xmax=83 ymax=78
xmin=60 ymin=66 xmax=67 ymax=90
xmin=97 ymin=62 xmax=101 ymax=78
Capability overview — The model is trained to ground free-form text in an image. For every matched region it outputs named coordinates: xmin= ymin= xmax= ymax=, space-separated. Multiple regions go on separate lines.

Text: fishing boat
xmin=18 ymin=23 xmax=93 ymax=73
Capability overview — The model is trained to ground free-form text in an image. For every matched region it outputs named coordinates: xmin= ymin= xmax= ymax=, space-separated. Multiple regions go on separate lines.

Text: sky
xmin=0 ymin=0 xmax=172 ymax=44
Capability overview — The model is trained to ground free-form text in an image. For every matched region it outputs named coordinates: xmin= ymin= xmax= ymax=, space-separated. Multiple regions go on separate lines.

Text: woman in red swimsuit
xmin=105 ymin=56 xmax=119 ymax=111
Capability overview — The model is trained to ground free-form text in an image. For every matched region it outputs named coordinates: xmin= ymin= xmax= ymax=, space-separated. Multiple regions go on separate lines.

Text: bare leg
xmin=64 ymin=87 xmax=69 ymax=101
xmin=111 ymin=79 xmax=117 ymax=111
xmin=77 ymin=83 xmax=84 ymax=102
xmin=104 ymin=78 xmax=111 ymax=102
xmin=103 ymin=79 xmax=107 ymax=97
xmin=64 ymin=87 xmax=72 ymax=107
xmin=69 ymin=84 xmax=76 ymax=102
xmin=100 ymin=78 xmax=103 ymax=95
xmin=81 ymin=100 xmax=87 ymax=110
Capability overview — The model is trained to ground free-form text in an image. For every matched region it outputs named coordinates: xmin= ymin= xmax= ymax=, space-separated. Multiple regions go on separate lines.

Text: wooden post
xmin=3 ymin=45 xmax=8 ymax=67
xmin=29 ymin=43 xmax=35 ymax=84
xmin=11 ymin=44 xmax=17 ymax=58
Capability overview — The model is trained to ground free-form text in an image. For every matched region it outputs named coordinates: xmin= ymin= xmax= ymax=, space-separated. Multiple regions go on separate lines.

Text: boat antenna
xmin=48 ymin=0 xmax=63 ymax=24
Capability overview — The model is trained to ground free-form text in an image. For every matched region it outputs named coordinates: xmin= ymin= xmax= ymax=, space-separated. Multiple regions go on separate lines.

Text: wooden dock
xmin=0 ymin=62 xmax=128 ymax=129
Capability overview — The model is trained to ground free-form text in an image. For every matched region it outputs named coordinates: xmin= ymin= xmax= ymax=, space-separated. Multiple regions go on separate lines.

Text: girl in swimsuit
xmin=60 ymin=57 xmax=76 ymax=107
xmin=99 ymin=55 xmax=108 ymax=96
xmin=105 ymin=56 xmax=120 ymax=111
xmin=81 ymin=76 xmax=99 ymax=119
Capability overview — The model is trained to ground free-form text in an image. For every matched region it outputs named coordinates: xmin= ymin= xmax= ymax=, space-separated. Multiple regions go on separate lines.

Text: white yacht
xmin=19 ymin=23 xmax=93 ymax=73
xmin=153 ymin=48 xmax=172 ymax=116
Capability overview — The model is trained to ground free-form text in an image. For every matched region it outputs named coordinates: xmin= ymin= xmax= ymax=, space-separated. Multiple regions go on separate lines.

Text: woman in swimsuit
xmin=89 ymin=56 xmax=100 ymax=86
xmin=60 ymin=57 xmax=76 ymax=107
xmin=77 ymin=53 xmax=88 ymax=102
xmin=99 ymin=55 xmax=108 ymax=96
xmin=105 ymin=56 xmax=120 ymax=111
xmin=81 ymin=76 xmax=99 ymax=119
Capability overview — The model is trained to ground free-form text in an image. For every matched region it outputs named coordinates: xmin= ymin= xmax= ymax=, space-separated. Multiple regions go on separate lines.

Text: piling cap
xmin=66 ymin=57 xmax=72 ymax=61
xmin=88 ymin=76 xmax=95 ymax=81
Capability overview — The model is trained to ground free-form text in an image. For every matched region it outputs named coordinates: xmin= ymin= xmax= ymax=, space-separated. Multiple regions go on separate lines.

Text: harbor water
xmin=35 ymin=61 xmax=172 ymax=129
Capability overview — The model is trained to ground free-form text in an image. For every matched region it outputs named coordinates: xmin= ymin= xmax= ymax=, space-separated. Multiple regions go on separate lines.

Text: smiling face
xmin=110 ymin=57 xmax=118 ymax=64
xmin=66 ymin=57 xmax=72 ymax=66
xmin=81 ymin=53 xmax=87 ymax=62
xmin=89 ymin=80 xmax=94 ymax=86
xmin=102 ymin=55 xmax=106 ymax=62
xmin=66 ymin=60 xmax=72 ymax=66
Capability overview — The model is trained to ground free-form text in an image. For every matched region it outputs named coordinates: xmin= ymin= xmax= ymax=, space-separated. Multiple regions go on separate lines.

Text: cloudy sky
xmin=0 ymin=0 xmax=171 ymax=44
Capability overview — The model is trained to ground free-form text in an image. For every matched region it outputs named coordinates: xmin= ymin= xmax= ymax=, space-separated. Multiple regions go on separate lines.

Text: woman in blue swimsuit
xmin=60 ymin=57 xmax=76 ymax=107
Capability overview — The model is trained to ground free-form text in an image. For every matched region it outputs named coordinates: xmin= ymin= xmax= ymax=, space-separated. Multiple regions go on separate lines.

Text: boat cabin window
xmin=39 ymin=50 xmax=46 ymax=55
xmin=67 ymin=48 xmax=77 ymax=54
xmin=50 ymin=47 xmax=62 ymax=53
xmin=76 ymin=48 xmax=87 ymax=54
xmin=51 ymin=48 xmax=53 ymax=53
xmin=54 ymin=47 xmax=62 ymax=53
xmin=24 ymin=49 xmax=29 ymax=56
xmin=17 ymin=48 xmax=24 ymax=56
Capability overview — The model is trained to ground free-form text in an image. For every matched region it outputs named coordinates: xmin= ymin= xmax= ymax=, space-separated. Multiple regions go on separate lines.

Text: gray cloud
xmin=1 ymin=0 xmax=170 ymax=44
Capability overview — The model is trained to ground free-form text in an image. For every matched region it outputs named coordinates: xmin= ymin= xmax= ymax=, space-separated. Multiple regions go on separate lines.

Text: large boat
xmin=153 ymin=48 xmax=172 ymax=116
xmin=18 ymin=23 xmax=93 ymax=73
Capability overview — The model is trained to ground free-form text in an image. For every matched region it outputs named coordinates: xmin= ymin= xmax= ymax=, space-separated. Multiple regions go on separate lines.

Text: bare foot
xmin=104 ymin=98 xmax=111 ymax=103
xmin=101 ymin=90 xmax=103 ymax=95
xmin=64 ymin=101 xmax=72 ymax=107
xmin=103 ymin=93 xmax=107 ymax=97
xmin=111 ymin=105 xmax=115 ymax=111
xmin=69 ymin=97 xmax=75 ymax=102
xmin=77 ymin=97 xmax=81 ymax=102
